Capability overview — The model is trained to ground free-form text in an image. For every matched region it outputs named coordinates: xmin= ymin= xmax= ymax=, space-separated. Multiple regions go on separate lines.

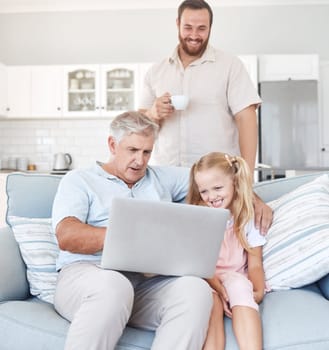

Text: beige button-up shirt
xmin=140 ymin=45 xmax=261 ymax=167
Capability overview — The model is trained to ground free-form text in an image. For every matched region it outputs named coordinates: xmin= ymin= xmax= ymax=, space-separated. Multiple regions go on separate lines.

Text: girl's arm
xmin=205 ymin=276 xmax=232 ymax=317
xmin=247 ymin=246 xmax=265 ymax=304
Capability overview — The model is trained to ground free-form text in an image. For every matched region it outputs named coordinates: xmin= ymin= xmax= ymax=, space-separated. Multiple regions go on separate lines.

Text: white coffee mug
xmin=171 ymin=95 xmax=189 ymax=110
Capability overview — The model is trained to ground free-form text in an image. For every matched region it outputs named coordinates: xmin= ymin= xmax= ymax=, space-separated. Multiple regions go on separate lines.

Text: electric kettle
xmin=53 ymin=153 xmax=72 ymax=171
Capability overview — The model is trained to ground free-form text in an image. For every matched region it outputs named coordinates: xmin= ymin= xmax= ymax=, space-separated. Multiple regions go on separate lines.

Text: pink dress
xmin=215 ymin=218 xmax=266 ymax=311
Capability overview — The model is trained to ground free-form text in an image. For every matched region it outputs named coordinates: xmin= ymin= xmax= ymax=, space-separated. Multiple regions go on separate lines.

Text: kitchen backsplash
xmin=0 ymin=118 xmax=112 ymax=172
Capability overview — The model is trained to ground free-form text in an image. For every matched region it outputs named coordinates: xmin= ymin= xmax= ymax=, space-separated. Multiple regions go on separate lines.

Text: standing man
xmin=140 ymin=0 xmax=260 ymax=171
xmin=140 ymin=0 xmax=271 ymax=233
xmin=52 ymin=111 xmax=213 ymax=350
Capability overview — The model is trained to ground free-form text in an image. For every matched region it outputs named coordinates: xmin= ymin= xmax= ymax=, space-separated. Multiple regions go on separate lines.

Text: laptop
xmin=100 ymin=197 xmax=229 ymax=278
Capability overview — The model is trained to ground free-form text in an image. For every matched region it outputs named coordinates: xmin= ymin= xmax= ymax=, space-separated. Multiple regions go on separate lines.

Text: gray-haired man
xmin=52 ymin=111 xmax=213 ymax=350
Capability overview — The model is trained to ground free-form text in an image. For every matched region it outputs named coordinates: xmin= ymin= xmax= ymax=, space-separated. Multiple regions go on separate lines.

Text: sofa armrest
xmin=0 ymin=226 xmax=30 ymax=302
xmin=318 ymin=274 xmax=329 ymax=299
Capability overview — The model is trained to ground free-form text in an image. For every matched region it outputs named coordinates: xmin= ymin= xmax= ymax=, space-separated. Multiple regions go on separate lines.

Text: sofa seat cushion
xmin=0 ymin=298 xmax=155 ymax=350
xmin=222 ymin=285 xmax=329 ymax=350
xmin=0 ymin=299 xmax=67 ymax=350
xmin=261 ymin=286 xmax=329 ymax=350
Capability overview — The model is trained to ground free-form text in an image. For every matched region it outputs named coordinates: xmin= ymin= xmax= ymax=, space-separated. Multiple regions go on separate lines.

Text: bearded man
xmin=139 ymin=0 xmax=272 ymax=235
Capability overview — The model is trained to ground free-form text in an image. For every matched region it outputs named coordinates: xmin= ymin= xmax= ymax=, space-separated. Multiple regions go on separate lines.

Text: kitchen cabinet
xmin=31 ymin=66 xmax=63 ymax=117
xmin=258 ymin=54 xmax=319 ymax=82
xmin=62 ymin=64 xmax=139 ymax=117
xmin=6 ymin=65 xmax=63 ymax=118
xmin=103 ymin=64 xmax=138 ymax=114
xmin=63 ymin=65 xmax=99 ymax=116
xmin=0 ymin=63 xmax=6 ymax=117
xmin=6 ymin=66 xmax=31 ymax=117
xmin=319 ymin=61 xmax=329 ymax=167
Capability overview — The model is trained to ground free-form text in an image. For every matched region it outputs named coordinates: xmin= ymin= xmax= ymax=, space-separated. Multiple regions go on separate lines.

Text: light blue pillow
xmin=8 ymin=216 xmax=59 ymax=304
xmin=263 ymin=174 xmax=329 ymax=290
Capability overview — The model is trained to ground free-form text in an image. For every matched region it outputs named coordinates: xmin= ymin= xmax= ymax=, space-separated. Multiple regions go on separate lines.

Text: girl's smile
xmin=194 ymin=168 xmax=234 ymax=211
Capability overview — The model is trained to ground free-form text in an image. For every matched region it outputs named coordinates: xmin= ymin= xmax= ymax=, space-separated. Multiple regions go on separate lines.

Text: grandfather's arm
xmin=56 ymin=217 xmax=106 ymax=254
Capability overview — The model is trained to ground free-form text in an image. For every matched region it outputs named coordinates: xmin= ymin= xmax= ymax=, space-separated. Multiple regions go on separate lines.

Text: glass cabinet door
xmin=102 ymin=64 xmax=137 ymax=115
xmin=63 ymin=65 xmax=99 ymax=115
xmin=63 ymin=64 xmax=138 ymax=117
xmin=68 ymin=69 xmax=96 ymax=112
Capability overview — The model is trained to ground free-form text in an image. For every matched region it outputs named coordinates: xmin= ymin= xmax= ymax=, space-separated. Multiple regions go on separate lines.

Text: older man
xmin=52 ymin=111 xmax=213 ymax=350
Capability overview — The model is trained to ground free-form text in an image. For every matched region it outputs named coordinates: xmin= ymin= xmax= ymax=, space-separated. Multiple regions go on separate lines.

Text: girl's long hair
xmin=186 ymin=152 xmax=254 ymax=250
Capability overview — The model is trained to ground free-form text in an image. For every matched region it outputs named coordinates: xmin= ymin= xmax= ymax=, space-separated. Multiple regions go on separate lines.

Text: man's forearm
xmin=56 ymin=216 xmax=106 ymax=254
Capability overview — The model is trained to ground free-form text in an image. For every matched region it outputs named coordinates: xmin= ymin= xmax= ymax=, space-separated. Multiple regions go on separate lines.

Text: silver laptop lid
xmin=101 ymin=197 xmax=229 ymax=278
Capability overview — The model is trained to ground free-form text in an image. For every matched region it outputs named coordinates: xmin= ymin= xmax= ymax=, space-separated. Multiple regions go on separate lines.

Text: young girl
xmin=186 ymin=152 xmax=266 ymax=350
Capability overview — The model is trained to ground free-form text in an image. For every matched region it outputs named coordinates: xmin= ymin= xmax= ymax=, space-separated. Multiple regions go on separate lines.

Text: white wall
xmin=0 ymin=4 xmax=328 ymax=170
xmin=0 ymin=5 xmax=328 ymax=65
xmin=0 ymin=118 xmax=111 ymax=171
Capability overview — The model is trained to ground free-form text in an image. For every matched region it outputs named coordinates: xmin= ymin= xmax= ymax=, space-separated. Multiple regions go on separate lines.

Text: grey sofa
xmin=1 ymin=172 xmax=329 ymax=350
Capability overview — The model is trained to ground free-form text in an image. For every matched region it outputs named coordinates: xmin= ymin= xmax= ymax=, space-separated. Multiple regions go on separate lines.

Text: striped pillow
xmin=8 ymin=216 xmax=59 ymax=304
xmin=263 ymin=174 xmax=329 ymax=290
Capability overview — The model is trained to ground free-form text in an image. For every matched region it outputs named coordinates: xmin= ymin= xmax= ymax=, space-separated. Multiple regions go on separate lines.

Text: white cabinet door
xmin=259 ymin=55 xmax=319 ymax=82
xmin=7 ymin=66 xmax=31 ymax=117
xmin=238 ymin=55 xmax=258 ymax=88
xmin=0 ymin=63 xmax=6 ymax=117
xmin=62 ymin=65 xmax=100 ymax=117
xmin=62 ymin=64 xmax=140 ymax=118
xmin=31 ymin=66 xmax=63 ymax=117
xmin=101 ymin=63 xmax=139 ymax=117
xmin=319 ymin=61 xmax=329 ymax=167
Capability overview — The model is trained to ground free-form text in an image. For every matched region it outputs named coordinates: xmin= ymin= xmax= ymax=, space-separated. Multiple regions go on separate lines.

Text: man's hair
xmin=178 ymin=0 xmax=213 ymax=27
xmin=110 ymin=111 xmax=159 ymax=143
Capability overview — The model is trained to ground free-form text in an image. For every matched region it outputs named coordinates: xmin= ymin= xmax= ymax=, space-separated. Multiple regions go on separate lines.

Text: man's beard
xmin=179 ymin=33 xmax=209 ymax=57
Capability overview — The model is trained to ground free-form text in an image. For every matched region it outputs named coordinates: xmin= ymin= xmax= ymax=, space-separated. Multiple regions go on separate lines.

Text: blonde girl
xmin=187 ymin=152 xmax=266 ymax=350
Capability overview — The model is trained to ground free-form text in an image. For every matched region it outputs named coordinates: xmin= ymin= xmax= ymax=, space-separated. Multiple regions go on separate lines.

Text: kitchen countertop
xmin=0 ymin=170 xmax=70 ymax=175
xmin=0 ymin=170 xmax=49 ymax=174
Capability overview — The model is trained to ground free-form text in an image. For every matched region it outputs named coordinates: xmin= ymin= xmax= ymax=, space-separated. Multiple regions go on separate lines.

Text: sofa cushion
xmin=6 ymin=173 xmax=61 ymax=222
xmin=261 ymin=286 xmax=329 ymax=349
xmin=8 ymin=216 xmax=59 ymax=304
xmin=0 ymin=227 xmax=30 ymax=302
xmin=318 ymin=274 xmax=329 ymax=299
xmin=0 ymin=298 xmax=155 ymax=350
xmin=263 ymin=174 xmax=329 ymax=290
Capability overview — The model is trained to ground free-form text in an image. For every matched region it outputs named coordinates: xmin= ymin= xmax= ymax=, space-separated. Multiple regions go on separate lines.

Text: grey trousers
xmin=54 ymin=262 xmax=213 ymax=350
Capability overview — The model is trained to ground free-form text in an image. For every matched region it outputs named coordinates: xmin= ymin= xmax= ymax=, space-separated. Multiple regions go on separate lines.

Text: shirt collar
xmin=94 ymin=161 xmax=149 ymax=187
xmin=168 ymin=44 xmax=216 ymax=66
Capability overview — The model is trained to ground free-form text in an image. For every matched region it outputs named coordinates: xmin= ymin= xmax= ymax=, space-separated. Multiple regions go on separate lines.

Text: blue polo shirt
xmin=52 ymin=162 xmax=190 ymax=270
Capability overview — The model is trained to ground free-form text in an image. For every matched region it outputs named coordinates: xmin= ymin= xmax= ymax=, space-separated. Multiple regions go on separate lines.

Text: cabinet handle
xmin=321 ymin=147 xmax=326 ymax=152
xmin=6 ymin=107 xmax=10 ymax=112
xmin=57 ymin=107 xmax=61 ymax=111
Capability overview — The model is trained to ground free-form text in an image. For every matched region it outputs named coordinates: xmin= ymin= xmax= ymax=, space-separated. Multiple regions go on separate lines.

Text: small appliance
xmin=53 ymin=153 xmax=72 ymax=171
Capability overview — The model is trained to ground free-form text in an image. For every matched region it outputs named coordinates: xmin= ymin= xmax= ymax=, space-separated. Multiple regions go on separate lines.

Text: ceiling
xmin=0 ymin=0 xmax=329 ymax=13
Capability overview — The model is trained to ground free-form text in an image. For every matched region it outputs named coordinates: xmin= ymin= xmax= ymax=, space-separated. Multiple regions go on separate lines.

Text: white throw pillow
xmin=263 ymin=174 xmax=329 ymax=290
xmin=8 ymin=216 xmax=59 ymax=304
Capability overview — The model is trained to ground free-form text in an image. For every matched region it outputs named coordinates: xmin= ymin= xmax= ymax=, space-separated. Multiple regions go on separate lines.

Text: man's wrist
xmin=139 ymin=108 xmax=160 ymax=124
